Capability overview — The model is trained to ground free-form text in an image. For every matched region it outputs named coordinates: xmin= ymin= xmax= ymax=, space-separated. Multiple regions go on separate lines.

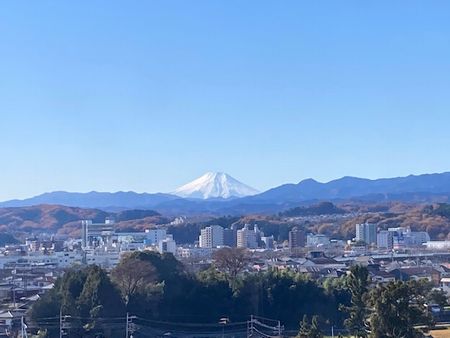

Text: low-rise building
xmin=307 ymin=234 xmax=330 ymax=247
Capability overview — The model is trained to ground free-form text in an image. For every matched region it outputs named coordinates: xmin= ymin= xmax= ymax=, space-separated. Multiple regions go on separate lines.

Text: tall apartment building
xmin=261 ymin=236 xmax=274 ymax=249
xmin=237 ymin=224 xmax=258 ymax=249
xmin=355 ymin=223 xmax=377 ymax=245
xmin=144 ymin=229 xmax=168 ymax=245
xmin=199 ymin=225 xmax=224 ymax=248
xmin=377 ymin=230 xmax=394 ymax=249
xmin=223 ymin=228 xmax=237 ymax=247
xmin=81 ymin=219 xmax=115 ymax=249
xmin=289 ymin=227 xmax=306 ymax=249
xmin=158 ymin=235 xmax=177 ymax=254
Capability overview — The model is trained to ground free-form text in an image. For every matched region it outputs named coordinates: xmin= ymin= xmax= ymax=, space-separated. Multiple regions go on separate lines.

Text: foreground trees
xmin=31 ymin=254 xmax=441 ymax=337
xmin=31 ymin=253 xmax=346 ymax=334
xmin=111 ymin=253 xmax=156 ymax=305
xmin=297 ymin=315 xmax=323 ymax=338
xmin=30 ymin=265 xmax=125 ymax=337
xmin=342 ymin=265 xmax=369 ymax=337
xmin=296 ymin=266 xmax=440 ymax=338
xmin=212 ymin=247 xmax=248 ymax=283
xmin=368 ymin=280 xmax=433 ymax=338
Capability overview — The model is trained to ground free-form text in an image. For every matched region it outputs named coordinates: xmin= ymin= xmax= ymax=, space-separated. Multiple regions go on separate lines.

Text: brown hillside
xmin=0 ymin=205 xmax=169 ymax=237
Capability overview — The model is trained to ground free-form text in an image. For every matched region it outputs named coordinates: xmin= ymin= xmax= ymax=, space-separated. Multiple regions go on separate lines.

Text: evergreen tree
xmin=309 ymin=315 xmax=323 ymax=338
xmin=297 ymin=315 xmax=323 ymax=338
xmin=368 ymin=280 xmax=433 ymax=338
xmin=297 ymin=314 xmax=310 ymax=337
xmin=341 ymin=265 xmax=369 ymax=337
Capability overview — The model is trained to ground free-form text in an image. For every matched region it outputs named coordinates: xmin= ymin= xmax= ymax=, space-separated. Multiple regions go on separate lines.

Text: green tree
xmin=309 ymin=315 xmax=323 ymax=338
xmin=341 ymin=265 xmax=369 ymax=337
xmin=297 ymin=314 xmax=310 ymax=337
xmin=428 ymin=288 xmax=449 ymax=308
xmin=297 ymin=315 xmax=323 ymax=338
xmin=77 ymin=265 xmax=125 ymax=319
xmin=415 ymin=278 xmax=449 ymax=308
xmin=31 ymin=329 xmax=48 ymax=338
xmin=368 ymin=281 xmax=433 ymax=338
xmin=31 ymin=266 xmax=125 ymax=337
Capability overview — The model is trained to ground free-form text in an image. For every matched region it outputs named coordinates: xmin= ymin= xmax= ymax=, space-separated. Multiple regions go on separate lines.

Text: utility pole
xmin=12 ymin=286 xmax=16 ymax=309
xmin=249 ymin=315 xmax=254 ymax=337
xmin=59 ymin=308 xmax=62 ymax=338
xmin=59 ymin=309 xmax=70 ymax=338
xmin=125 ymin=313 xmax=129 ymax=338
xmin=126 ymin=313 xmax=136 ymax=338
xmin=219 ymin=317 xmax=229 ymax=338
xmin=21 ymin=316 xmax=28 ymax=338
xmin=331 ymin=325 xmax=334 ymax=338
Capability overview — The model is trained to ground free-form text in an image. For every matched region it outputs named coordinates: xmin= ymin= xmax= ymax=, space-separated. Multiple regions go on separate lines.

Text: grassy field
xmin=321 ymin=330 xmax=450 ymax=338
xmin=431 ymin=328 xmax=450 ymax=338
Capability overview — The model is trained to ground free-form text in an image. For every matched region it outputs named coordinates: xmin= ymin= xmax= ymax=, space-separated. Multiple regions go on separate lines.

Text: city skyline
xmin=2 ymin=1 xmax=450 ymax=200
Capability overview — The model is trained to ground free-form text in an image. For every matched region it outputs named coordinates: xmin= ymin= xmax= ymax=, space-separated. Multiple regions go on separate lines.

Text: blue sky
xmin=1 ymin=1 xmax=450 ymax=200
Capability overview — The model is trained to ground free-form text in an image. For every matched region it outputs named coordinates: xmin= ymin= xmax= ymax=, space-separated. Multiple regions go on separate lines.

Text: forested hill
xmin=0 ymin=205 xmax=168 ymax=237
xmin=280 ymin=202 xmax=346 ymax=217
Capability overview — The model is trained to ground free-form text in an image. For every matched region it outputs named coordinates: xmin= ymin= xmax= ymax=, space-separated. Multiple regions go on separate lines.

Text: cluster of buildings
xmin=81 ymin=219 xmax=177 ymax=256
xmin=0 ymin=217 xmax=449 ymax=334
xmin=198 ymin=224 xmax=274 ymax=249
xmin=355 ymin=223 xmax=431 ymax=250
xmin=288 ymin=228 xmax=334 ymax=249
xmin=0 ymin=220 xmax=442 ymax=275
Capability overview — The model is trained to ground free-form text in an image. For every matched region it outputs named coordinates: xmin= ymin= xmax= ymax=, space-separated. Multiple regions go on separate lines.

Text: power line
xmin=33 ymin=313 xmax=284 ymax=337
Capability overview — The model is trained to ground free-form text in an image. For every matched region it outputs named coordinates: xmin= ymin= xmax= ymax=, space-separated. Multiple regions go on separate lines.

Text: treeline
xmin=30 ymin=250 xmax=348 ymax=337
xmin=30 ymin=250 xmax=445 ymax=338
xmin=280 ymin=202 xmax=346 ymax=218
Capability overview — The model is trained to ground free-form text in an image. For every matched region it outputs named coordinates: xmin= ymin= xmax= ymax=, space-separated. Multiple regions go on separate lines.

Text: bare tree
xmin=111 ymin=254 xmax=156 ymax=305
xmin=213 ymin=247 xmax=248 ymax=281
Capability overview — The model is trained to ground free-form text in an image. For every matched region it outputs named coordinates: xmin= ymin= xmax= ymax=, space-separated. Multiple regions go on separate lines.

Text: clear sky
xmin=1 ymin=1 xmax=450 ymax=201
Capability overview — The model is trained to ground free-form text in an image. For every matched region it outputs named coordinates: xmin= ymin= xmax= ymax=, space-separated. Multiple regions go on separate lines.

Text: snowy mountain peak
xmin=173 ymin=172 xmax=259 ymax=199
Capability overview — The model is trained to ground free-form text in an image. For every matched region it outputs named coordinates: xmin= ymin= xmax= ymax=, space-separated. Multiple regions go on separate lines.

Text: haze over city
xmin=2 ymin=1 xmax=450 ymax=201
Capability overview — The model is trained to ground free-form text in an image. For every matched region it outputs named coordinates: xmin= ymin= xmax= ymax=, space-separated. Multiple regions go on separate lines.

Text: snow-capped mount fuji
xmin=173 ymin=172 xmax=260 ymax=199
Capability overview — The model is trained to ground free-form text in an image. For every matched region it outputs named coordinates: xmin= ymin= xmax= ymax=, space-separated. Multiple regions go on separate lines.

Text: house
xmin=391 ymin=267 xmax=442 ymax=286
xmin=441 ymin=277 xmax=450 ymax=295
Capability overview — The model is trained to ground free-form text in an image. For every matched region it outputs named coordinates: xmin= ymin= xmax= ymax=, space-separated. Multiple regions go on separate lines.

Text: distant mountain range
xmin=0 ymin=191 xmax=177 ymax=210
xmin=248 ymin=172 xmax=450 ymax=203
xmin=2 ymin=172 xmax=450 ymax=215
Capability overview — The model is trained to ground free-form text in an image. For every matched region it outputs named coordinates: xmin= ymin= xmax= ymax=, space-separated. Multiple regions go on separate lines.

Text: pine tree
xmin=341 ymin=265 xmax=369 ymax=337
xmin=297 ymin=314 xmax=310 ymax=337
xmin=309 ymin=315 xmax=323 ymax=338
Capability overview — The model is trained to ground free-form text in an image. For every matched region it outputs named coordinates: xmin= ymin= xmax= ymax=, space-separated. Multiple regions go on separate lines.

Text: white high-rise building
xmin=199 ymin=225 xmax=224 ymax=248
xmin=377 ymin=230 xmax=394 ymax=249
xmin=145 ymin=229 xmax=168 ymax=245
xmin=237 ymin=224 xmax=258 ymax=249
xmin=355 ymin=223 xmax=377 ymax=245
xmin=158 ymin=235 xmax=177 ymax=254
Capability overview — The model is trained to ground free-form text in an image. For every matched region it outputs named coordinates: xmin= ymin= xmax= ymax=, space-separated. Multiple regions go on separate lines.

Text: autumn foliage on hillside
xmin=0 ymin=205 xmax=168 ymax=238
xmin=1 ymin=202 xmax=450 ymax=242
